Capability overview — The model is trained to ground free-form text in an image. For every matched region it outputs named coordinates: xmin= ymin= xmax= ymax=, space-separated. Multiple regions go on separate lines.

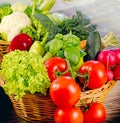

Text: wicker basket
xmin=0 ymin=40 xmax=10 ymax=62
xmin=9 ymin=80 xmax=116 ymax=122
xmin=0 ymin=40 xmax=117 ymax=122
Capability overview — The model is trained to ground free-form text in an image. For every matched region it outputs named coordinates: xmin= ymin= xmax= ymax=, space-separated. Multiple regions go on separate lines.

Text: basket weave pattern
xmin=0 ymin=40 xmax=10 ymax=62
xmin=9 ymin=81 xmax=116 ymax=122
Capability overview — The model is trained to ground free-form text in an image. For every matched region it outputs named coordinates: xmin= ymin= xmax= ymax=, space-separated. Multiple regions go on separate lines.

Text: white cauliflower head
xmin=0 ymin=12 xmax=31 ymax=41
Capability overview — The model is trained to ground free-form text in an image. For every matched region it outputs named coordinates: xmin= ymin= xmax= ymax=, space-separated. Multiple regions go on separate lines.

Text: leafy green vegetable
xmin=64 ymin=46 xmax=81 ymax=66
xmin=0 ymin=3 xmax=13 ymax=22
xmin=21 ymin=13 xmax=60 ymax=42
xmin=59 ymin=11 xmax=97 ymax=40
xmin=0 ymin=50 xmax=50 ymax=99
xmin=47 ymin=12 xmax=68 ymax=25
xmin=43 ymin=33 xmax=86 ymax=77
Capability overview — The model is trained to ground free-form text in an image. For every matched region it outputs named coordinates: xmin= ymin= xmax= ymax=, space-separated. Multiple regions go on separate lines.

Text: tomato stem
xmin=80 ymin=99 xmax=88 ymax=109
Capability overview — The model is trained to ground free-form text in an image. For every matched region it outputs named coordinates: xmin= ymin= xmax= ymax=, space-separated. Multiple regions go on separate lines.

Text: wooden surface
xmin=0 ymin=0 xmax=120 ymax=122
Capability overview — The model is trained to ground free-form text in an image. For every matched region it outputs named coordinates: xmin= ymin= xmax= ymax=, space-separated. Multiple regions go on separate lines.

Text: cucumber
xmin=84 ymin=31 xmax=102 ymax=61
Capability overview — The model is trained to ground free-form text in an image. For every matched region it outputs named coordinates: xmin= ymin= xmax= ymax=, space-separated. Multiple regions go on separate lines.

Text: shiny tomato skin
xmin=78 ymin=60 xmax=107 ymax=89
xmin=9 ymin=33 xmax=33 ymax=51
xmin=50 ymin=76 xmax=81 ymax=108
xmin=54 ymin=107 xmax=83 ymax=123
xmin=45 ymin=57 xmax=69 ymax=81
xmin=83 ymin=102 xmax=106 ymax=123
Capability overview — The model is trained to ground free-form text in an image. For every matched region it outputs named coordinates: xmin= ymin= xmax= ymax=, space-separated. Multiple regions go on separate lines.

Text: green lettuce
xmin=0 ymin=50 xmax=50 ymax=99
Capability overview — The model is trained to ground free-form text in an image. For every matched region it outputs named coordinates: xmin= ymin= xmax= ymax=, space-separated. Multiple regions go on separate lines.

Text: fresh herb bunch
xmin=59 ymin=11 xmax=97 ymax=40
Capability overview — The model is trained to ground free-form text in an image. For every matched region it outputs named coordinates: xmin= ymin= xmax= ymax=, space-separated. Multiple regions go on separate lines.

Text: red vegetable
xmin=50 ymin=76 xmax=81 ymax=108
xmin=113 ymin=64 xmax=120 ymax=80
xmin=97 ymin=49 xmax=117 ymax=68
xmin=112 ymin=48 xmax=120 ymax=64
xmin=78 ymin=60 xmax=107 ymax=89
xmin=54 ymin=107 xmax=83 ymax=123
xmin=106 ymin=69 xmax=114 ymax=82
xmin=9 ymin=33 xmax=33 ymax=51
xmin=45 ymin=57 xmax=69 ymax=81
xmin=83 ymin=102 xmax=106 ymax=123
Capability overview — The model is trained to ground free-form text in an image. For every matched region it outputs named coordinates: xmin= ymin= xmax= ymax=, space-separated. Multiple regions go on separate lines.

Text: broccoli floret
xmin=21 ymin=13 xmax=60 ymax=43
xmin=33 ymin=13 xmax=60 ymax=41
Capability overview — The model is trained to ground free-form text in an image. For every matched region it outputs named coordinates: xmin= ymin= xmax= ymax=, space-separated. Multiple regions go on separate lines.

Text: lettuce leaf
xmin=0 ymin=50 xmax=50 ymax=99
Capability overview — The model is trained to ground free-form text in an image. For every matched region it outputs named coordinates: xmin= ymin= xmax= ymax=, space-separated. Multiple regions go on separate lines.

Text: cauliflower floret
xmin=0 ymin=12 xmax=31 ymax=41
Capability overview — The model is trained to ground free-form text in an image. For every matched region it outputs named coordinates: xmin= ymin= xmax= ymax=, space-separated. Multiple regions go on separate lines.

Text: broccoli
xmin=21 ymin=13 xmax=60 ymax=43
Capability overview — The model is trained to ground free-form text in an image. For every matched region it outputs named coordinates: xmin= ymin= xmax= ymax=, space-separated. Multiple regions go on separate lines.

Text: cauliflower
xmin=0 ymin=12 xmax=31 ymax=41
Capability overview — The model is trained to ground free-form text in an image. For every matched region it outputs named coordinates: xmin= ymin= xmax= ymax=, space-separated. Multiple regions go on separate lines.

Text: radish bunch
xmin=97 ymin=48 xmax=120 ymax=81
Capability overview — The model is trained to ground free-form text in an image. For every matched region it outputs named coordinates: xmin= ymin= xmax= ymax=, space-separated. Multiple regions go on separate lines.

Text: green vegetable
xmin=0 ymin=3 xmax=13 ymax=22
xmin=24 ymin=5 xmax=42 ymax=17
xmin=0 ymin=32 xmax=7 ymax=41
xmin=43 ymin=33 xmax=86 ymax=78
xmin=47 ymin=12 xmax=68 ymax=25
xmin=63 ymin=32 xmax=81 ymax=50
xmin=21 ymin=13 xmax=60 ymax=42
xmin=39 ymin=0 xmax=56 ymax=12
xmin=34 ymin=14 xmax=60 ymax=41
xmin=72 ymin=51 xmax=86 ymax=71
xmin=84 ymin=31 xmax=102 ymax=61
xmin=24 ymin=0 xmax=56 ymax=16
xmin=59 ymin=11 xmax=97 ymax=40
xmin=0 ymin=50 xmax=50 ymax=99
xmin=29 ymin=41 xmax=45 ymax=56
xmin=64 ymin=46 xmax=80 ymax=66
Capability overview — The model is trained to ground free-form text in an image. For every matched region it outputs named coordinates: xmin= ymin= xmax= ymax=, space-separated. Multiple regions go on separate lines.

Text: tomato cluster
xmin=45 ymin=57 xmax=107 ymax=123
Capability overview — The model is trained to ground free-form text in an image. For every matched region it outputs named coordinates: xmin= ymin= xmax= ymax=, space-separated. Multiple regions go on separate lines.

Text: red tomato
xmin=54 ymin=107 xmax=83 ymax=123
xmin=50 ymin=76 xmax=81 ymax=108
xmin=83 ymin=102 xmax=106 ymax=123
xmin=9 ymin=33 xmax=33 ymax=51
xmin=78 ymin=60 xmax=107 ymax=89
xmin=45 ymin=57 xmax=69 ymax=81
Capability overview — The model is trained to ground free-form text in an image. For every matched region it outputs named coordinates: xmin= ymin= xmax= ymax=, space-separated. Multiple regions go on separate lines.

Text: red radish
xmin=106 ymin=69 xmax=114 ymax=82
xmin=113 ymin=64 xmax=120 ymax=80
xmin=112 ymin=48 xmax=120 ymax=64
xmin=97 ymin=49 xmax=117 ymax=68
